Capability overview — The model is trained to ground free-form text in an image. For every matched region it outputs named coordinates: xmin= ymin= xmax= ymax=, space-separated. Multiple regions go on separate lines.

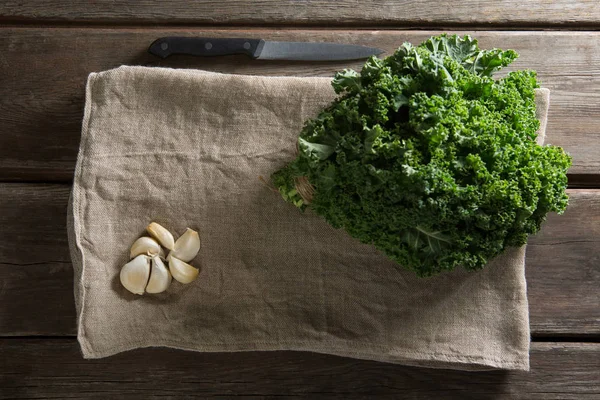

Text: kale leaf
xmin=272 ymin=34 xmax=571 ymax=277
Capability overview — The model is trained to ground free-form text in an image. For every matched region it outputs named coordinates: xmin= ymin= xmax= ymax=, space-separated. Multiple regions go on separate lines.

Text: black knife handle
xmin=149 ymin=37 xmax=265 ymax=59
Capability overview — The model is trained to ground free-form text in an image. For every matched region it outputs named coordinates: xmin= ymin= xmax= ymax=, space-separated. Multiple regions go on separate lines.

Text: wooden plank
xmin=0 ymin=184 xmax=598 ymax=336
xmin=0 ymin=339 xmax=598 ymax=399
xmin=0 ymin=184 xmax=74 ymax=336
xmin=1 ymin=29 xmax=600 ymax=183
xmin=0 ymin=1 xmax=599 ymax=26
xmin=527 ymin=189 xmax=600 ymax=336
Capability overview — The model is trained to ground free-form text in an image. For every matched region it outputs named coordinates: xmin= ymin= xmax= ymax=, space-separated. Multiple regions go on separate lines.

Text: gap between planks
xmin=2 ymin=29 xmax=600 ymax=182
xmin=2 ymin=20 xmax=600 ymax=30
xmin=2 ymin=335 xmax=600 ymax=342
xmin=0 ymin=339 xmax=598 ymax=399
xmin=0 ymin=184 xmax=598 ymax=337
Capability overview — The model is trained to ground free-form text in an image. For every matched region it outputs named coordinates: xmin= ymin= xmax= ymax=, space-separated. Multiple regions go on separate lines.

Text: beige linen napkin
xmin=68 ymin=65 xmax=549 ymax=370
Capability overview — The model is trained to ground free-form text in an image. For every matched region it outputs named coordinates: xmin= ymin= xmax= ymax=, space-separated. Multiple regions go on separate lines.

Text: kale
xmin=272 ymin=34 xmax=571 ymax=277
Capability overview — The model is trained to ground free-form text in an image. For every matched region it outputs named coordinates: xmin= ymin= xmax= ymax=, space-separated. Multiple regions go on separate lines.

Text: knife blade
xmin=148 ymin=37 xmax=384 ymax=61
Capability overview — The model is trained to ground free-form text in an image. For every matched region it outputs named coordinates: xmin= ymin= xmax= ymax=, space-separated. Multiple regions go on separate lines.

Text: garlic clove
xmin=147 ymin=222 xmax=175 ymax=250
xmin=169 ymin=256 xmax=199 ymax=284
xmin=130 ymin=236 xmax=165 ymax=259
xmin=145 ymin=255 xmax=172 ymax=294
xmin=120 ymin=254 xmax=151 ymax=295
xmin=169 ymin=228 xmax=200 ymax=262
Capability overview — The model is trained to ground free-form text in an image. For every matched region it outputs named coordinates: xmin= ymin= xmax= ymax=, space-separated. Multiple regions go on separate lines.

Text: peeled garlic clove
xmin=145 ymin=255 xmax=172 ymax=294
xmin=130 ymin=236 xmax=165 ymax=259
xmin=169 ymin=228 xmax=200 ymax=262
xmin=120 ymin=254 xmax=151 ymax=295
xmin=169 ymin=256 xmax=199 ymax=284
xmin=147 ymin=222 xmax=175 ymax=250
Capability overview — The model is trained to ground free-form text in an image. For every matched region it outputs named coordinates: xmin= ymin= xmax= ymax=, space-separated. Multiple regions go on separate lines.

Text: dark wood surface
xmin=2 ymin=29 xmax=600 ymax=183
xmin=1 ymin=3 xmax=599 ymax=399
xmin=1 ymin=185 xmax=598 ymax=337
xmin=1 ymin=1 xmax=599 ymax=26
xmin=1 ymin=340 xmax=599 ymax=399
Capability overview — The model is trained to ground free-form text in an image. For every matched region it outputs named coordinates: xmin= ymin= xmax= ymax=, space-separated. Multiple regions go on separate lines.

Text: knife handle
xmin=149 ymin=37 xmax=265 ymax=59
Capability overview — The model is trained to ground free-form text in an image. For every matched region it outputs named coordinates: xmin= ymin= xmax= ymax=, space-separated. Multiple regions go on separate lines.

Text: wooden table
xmin=1 ymin=2 xmax=599 ymax=398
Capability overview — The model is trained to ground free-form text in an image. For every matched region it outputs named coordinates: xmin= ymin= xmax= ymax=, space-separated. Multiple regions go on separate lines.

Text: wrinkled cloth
xmin=68 ymin=65 xmax=550 ymax=370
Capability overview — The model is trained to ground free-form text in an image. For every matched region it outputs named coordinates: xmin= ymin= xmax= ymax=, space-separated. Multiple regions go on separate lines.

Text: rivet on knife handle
xmin=149 ymin=37 xmax=265 ymax=59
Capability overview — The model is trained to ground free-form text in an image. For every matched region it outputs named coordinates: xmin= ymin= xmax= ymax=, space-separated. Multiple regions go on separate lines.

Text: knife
xmin=148 ymin=37 xmax=384 ymax=61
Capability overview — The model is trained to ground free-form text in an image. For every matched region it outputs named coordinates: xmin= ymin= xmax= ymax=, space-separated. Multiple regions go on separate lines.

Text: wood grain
xmin=0 ymin=1 xmax=599 ymax=26
xmin=527 ymin=189 xmax=600 ymax=336
xmin=0 ymin=339 xmax=598 ymax=399
xmin=1 ymin=1 xmax=597 ymax=395
xmin=0 ymin=29 xmax=600 ymax=182
xmin=0 ymin=184 xmax=598 ymax=336
xmin=0 ymin=184 xmax=74 ymax=335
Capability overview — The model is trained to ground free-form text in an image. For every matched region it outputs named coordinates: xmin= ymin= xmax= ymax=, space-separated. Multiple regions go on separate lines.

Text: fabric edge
xmin=80 ymin=341 xmax=529 ymax=371
xmin=70 ymin=71 xmax=100 ymax=358
xmin=535 ymin=88 xmax=550 ymax=145
xmin=106 ymin=64 xmax=334 ymax=83
xmin=515 ymin=87 xmax=550 ymax=373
